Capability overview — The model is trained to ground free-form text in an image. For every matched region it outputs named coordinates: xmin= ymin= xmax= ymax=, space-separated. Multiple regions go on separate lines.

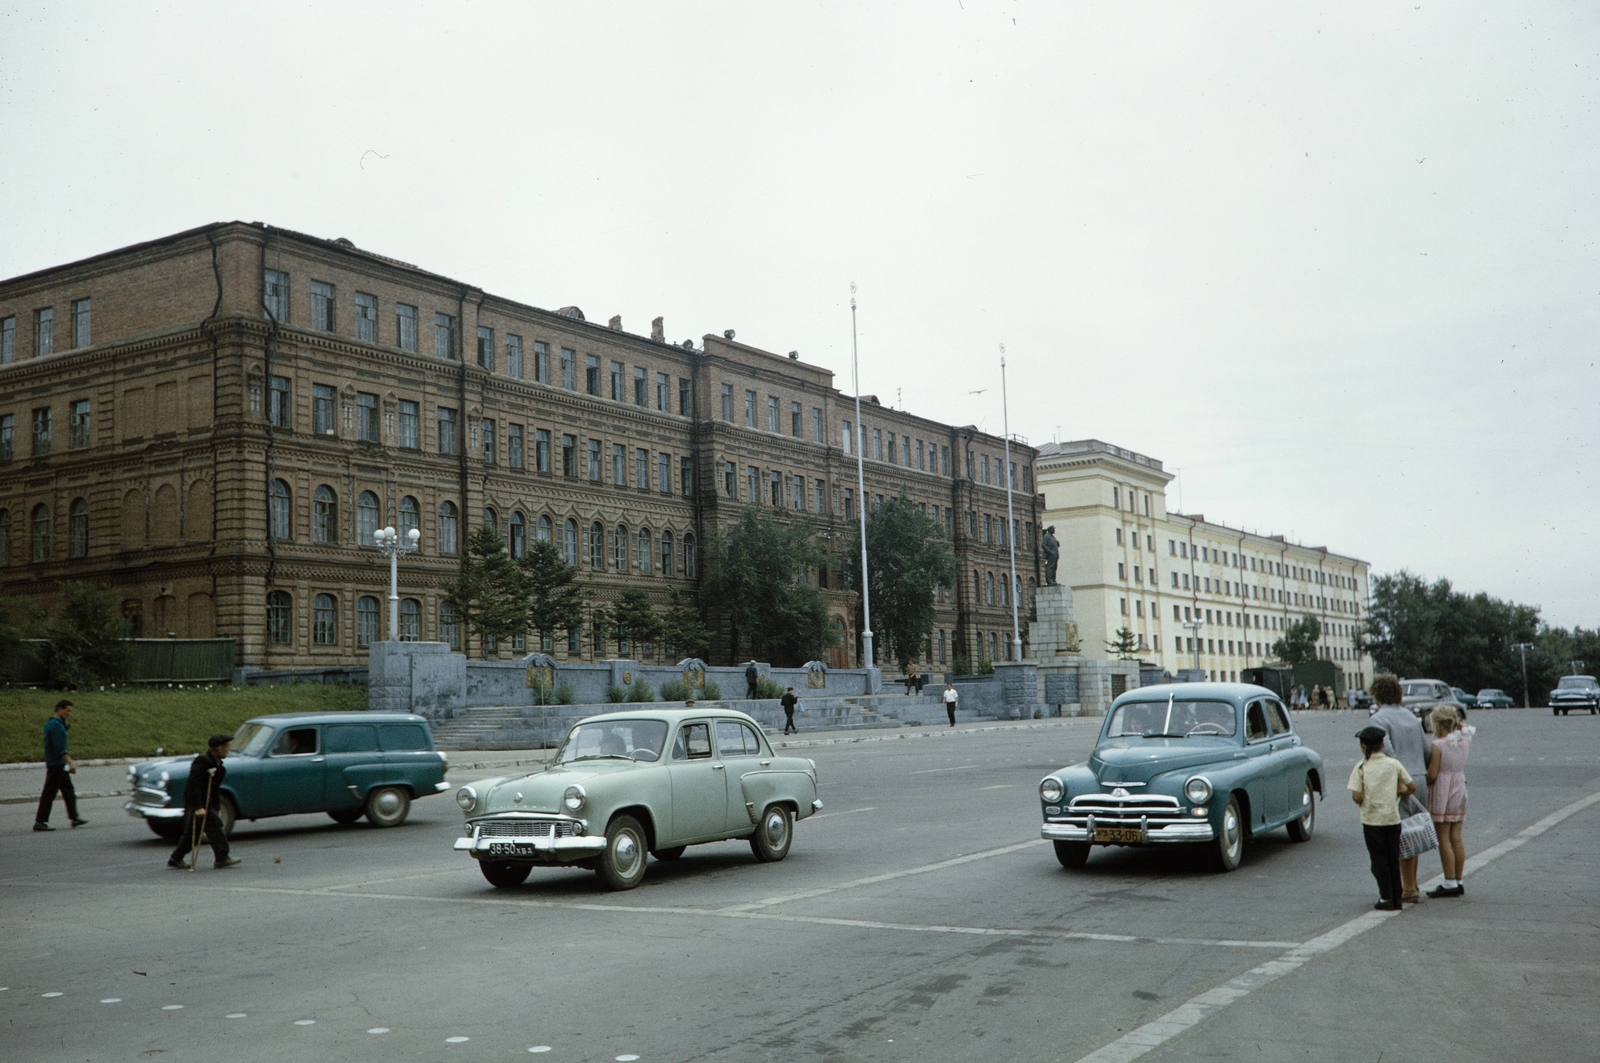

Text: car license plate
xmin=1094 ymin=827 xmax=1141 ymax=843
xmin=488 ymin=842 xmax=538 ymax=857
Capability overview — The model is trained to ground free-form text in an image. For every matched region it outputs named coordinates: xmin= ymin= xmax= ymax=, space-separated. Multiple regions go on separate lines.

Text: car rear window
xmin=379 ymin=724 xmax=430 ymax=751
xmin=716 ymin=720 xmax=764 ymax=756
xmin=325 ymin=725 xmax=378 ymax=753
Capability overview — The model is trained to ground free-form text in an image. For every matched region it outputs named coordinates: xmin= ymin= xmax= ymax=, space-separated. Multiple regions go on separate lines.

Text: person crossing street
xmin=35 ymin=699 xmax=86 ymax=831
xmin=168 ymin=734 xmax=241 ymax=870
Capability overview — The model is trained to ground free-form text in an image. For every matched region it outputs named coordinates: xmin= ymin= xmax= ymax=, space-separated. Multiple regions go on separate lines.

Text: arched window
xmin=660 ymin=530 xmax=673 ymax=576
xmin=313 ymin=485 xmax=337 ymax=544
xmin=440 ymin=601 xmax=461 ymax=650
xmin=398 ymin=495 xmax=420 ymax=540
xmin=438 ymin=501 xmax=459 ymax=555
xmin=69 ymin=498 xmax=88 ymax=558
xmin=356 ymin=595 xmax=380 ymax=647
xmin=614 ymin=525 xmax=628 ymax=571
xmin=0 ymin=508 xmax=10 ymax=566
xmin=266 ymin=590 xmax=292 ymax=644
xmin=1000 ymin=576 xmax=1009 ymax=607
xmin=682 ymin=533 xmax=696 ymax=579
xmin=536 ymin=515 xmax=551 ymax=543
xmin=509 ymin=512 xmax=526 ymax=558
xmin=589 ymin=521 xmax=604 ymax=569
xmin=989 ymin=632 xmax=999 ymax=661
xmin=562 ymin=519 xmax=578 ymax=566
xmin=484 ymin=506 xmax=498 ymax=531
xmin=357 ymin=491 xmax=380 ymax=545
xmin=313 ymin=593 xmax=337 ymax=645
xmin=31 ymin=504 xmax=50 ymax=562
xmin=984 ymin=571 xmax=994 ymax=605
xmin=399 ymin=598 xmax=421 ymax=641
xmin=638 ymin=528 xmax=652 ymax=574
xmin=268 ymin=479 xmax=291 ymax=540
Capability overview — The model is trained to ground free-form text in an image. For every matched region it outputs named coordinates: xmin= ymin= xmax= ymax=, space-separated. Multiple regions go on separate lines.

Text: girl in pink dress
xmin=1426 ymin=706 xmax=1472 ymax=898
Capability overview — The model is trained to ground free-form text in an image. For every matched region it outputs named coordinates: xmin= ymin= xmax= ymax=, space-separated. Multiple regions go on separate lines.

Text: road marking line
xmin=810 ymin=806 xmax=877 ymax=820
xmin=716 ymin=839 xmax=1043 ymax=912
xmin=910 ymin=764 xmax=978 ymax=774
xmin=1070 ymin=785 xmax=1600 ymax=1063
xmin=979 ymin=785 xmax=1014 ymax=790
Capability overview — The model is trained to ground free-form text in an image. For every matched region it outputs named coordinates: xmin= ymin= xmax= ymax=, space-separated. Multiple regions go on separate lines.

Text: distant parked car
xmin=125 ymin=713 xmax=449 ymax=838
xmin=1550 ymin=676 xmax=1600 ymax=716
xmin=1450 ymin=687 xmax=1478 ymax=709
xmin=1475 ymin=688 xmax=1514 ymax=709
xmin=1401 ymin=679 xmax=1465 ymax=719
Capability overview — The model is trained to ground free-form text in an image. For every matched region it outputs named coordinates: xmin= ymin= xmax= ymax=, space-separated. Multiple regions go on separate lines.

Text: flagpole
xmin=851 ymin=283 xmax=874 ymax=675
xmin=1001 ymin=346 xmax=1022 ymax=662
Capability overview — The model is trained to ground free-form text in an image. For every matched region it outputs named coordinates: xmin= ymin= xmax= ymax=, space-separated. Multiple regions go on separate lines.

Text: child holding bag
xmin=1349 ymin=725 xmax=1417 ymax=911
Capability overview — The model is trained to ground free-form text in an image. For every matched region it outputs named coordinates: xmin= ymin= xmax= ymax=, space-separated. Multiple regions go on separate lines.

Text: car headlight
xmin=455 ymin=785 xmax=477 ymax=812
xmin=1039 ymin=777 xmax=1064 ymax=803
xmin=159 ymin=771 xmax=170 ymax=783
xmin=563 ymin=785 xmax=586 ymax=812
xmin=1184 ymin=776 xmax=1213 ymax=805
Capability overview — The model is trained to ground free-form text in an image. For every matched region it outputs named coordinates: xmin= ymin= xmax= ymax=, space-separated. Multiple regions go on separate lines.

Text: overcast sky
xmin=3 ymin=2 xmax=1595 ymax=627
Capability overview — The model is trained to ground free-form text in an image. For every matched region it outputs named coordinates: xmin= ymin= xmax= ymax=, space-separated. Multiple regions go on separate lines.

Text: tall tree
xmin=38 ymin=581 xmax=132 ymax=688
xmin=1362 ymin=570 xmax=1543 ymax=694
xmin=516 ymin=539 xmax=588 ymax=652
xmin=1105 ymin=626 xmax=1139 ymax=660
xmin=843 ymin=493 xmax=957 ymax=669
xmin=701 ymin=508 xmax=835 ymax=666
xmin=661 ymin=589 xmax=712 ymax=661
xmin=441 ymin=526 xmax=528 ymax=659
xmin=1272 ymin=614 xmax=1322 ymax=665
xmin=0 ymin=594 xmax=40 ymax=682
xmin=603 ymin=588 xmax=663 ymax=658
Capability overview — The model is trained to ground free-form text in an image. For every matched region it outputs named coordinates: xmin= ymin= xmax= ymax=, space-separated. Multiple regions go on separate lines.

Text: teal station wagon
xmin=1039 ymin=684 xmax=1324 ymax=872
xmin=454 ymin=707 xmax=822 ymax=891
xmin=125 ymin=712 xmax=449 ymax=837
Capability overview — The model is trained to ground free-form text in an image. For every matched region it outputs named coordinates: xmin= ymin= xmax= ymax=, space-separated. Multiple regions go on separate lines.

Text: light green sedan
xmin=453 ymin=708 xmax=822 ymax=891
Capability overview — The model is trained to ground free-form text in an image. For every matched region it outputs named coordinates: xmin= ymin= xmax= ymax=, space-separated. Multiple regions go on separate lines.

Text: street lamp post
xmin=1000 ymin=347 xmax=1022 ymax=663
xmin=1183 ymin=619 xmax=1204 ymax=675
xmin=850 ymin=283 xmax=874 ymax=674
xmin=374 ymin=525 xmax=421 ymax=641
xmin=1515 ymin=641 xmax=1534 ymax=708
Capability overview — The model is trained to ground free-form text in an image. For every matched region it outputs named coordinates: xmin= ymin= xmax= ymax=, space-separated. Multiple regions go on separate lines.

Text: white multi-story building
xmin=1035 ymin=439 xmax=1374 ymax=690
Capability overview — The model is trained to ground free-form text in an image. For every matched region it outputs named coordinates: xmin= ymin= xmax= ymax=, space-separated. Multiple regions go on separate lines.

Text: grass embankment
xmin=0 ymin=684 xmax=368 ymax=763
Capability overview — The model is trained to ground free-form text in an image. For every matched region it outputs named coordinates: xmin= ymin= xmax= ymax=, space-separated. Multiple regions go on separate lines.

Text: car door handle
xmin=712 ymin=764 xmax=725 ymax=771
xmin=759 ymin=760 xmax=772 ymax=767
xmin=311 ymin=756 xmax=326 ymax=763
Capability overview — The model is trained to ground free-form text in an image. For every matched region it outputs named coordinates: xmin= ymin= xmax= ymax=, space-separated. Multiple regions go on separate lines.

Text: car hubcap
xmin=764 ymin=810 xmax=788 ymax=847
xmin=374 ymin=791 xmax=401 ymax=817
xmin=613 ymin=832 xmax=639 ymax=873
xmin=1224 ymin=811 xmax=1240 ymax=857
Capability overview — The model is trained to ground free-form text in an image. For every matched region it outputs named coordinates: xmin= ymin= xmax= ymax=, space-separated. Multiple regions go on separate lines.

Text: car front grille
xmin=132 ymin=787 xmax=171 ymax=807
xmin=1060 ymin=793 xmax=1188 ymax=828
xmin=472 ymin=817 xmax=579 ymax=839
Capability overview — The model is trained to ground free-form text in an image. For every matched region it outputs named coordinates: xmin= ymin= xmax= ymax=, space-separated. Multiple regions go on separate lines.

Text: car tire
xmin=1286 ymin=778 xmax=1316 ymax=842
xmin=598 ymin=815 xmax=649 ymax=890
xmin=216 ymin=795 xmax=238 ymax=838
xmin=1553 ymin=708 xmax=1559 ymax=716
xmin=328 ymin=809 xmax=364 ymax=825
xmin=146 ymin=818 xmax=183 ymax=840
xmin=1053 ymin=841 xmax=1090 ymax=869
xmin=749 ymin=804 xmax=793 ymax=863
xmin=479 ymin=860 xmax=531 ymax=888
xmin=651 ymin=846 xmax=686 ymax=862
xmin=364 ymin=786 xmax=411 ymax=828
xmin=1211 ymin=795 xmax=1244 ymax=872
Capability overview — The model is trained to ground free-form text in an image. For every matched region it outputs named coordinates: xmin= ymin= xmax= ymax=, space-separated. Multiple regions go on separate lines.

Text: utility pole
xmin=1569 ymin=660 xmax=1586 ymax=676
xmin=1183 ymin=619 xmax=1204 ymax=675
xmin=1515 ymin=641 xmax=1534 ymax=708
xmin=850 ymin=283 xmax=874 ymax=678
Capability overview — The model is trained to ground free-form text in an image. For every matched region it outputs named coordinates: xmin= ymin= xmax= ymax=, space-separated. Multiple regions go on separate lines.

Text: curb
xmin=0 ymin=757 xmax=147 ymax=772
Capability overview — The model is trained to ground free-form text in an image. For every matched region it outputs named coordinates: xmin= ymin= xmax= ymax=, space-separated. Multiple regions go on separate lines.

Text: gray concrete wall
xmin=461 ymin=656 xmax=876 ymax=709
xmin=369 ymin=641 xmax=464 ymax=720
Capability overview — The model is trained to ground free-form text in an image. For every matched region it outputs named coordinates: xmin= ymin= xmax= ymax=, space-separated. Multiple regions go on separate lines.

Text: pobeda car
xmin=125 ymin=712 xmax=448 ymax=837
xmin=454 ymin=708 xmax=822 ymax=891
xmin=1038 ymin=684 xmax=1325 ymax=872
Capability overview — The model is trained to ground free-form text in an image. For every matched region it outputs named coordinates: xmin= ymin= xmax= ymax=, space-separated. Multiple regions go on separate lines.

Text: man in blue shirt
xmin=35 ymin=699 xmax=86 ymax=831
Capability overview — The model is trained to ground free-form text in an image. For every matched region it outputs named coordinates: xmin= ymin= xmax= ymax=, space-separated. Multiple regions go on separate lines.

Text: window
xmin=681 ymin=456 xmax=693 ymax=497
xmin=656 ymin=372 xmax=670 ymax=411
xmin=723 ymin=461 xmax=736 ymax=496
xmin=679 ymin=378 xmax=692 ymax=416
xmin=844 ymin=488 xmax=854 ymax=520
xmin=269 ymin=479 xmax=291 ymax=539
xmin=440 ymin=602 xmax=461 ymax=650
xmin=69 ymin=498 xmax=88 ymax=557
xmin=721 ymin=383 xmax=733 ymax=421
xmin=312 ymin=384 xmax=336 ymax=435
xmin=981 ymin=454 xmax=990 ymax=484
xmin=71 ymin=298 xmax=91 ymax=347
xmin=873 ymin=428 xmax=882 ymax=460
xmin=435 ymin=313 xmax=457 ymax=359
xmin=613 ymin=525 xmax=629 ymax=570
xmin=0 ymin=508 xmax=10 ymax=564
xmin=590 ymin=521 xmax=604 ymax=569
xmin=815 ymin=479 xmax=826 ymax=513
xmin=398 ymin=496 xmax=419 ymax=539
xmin=357 ymin=596 xmax=379 ymax=647
xmin=313 ymin=486 xmax=337 ymax=543
xmin=533 ymin=340 xmax=549 ymax=383
xmin=354 ymin=292 xmax=377 ymax=342
xmin=0 ymin=413 xmax=12 ymax=461
xmin=786 ymin=400 xmax=800 ymax=436
xmin=638 ymin=528 xmax=652 ymax=574
xmin=476 ymin=327 xmax=494 ymax=369
xmin=399 ymin=598 xmax=421 ymax=641
xmin=537 ymin=515 xmax=551 ymax=543
xmin=587 ymin=438 xmax=601 ymax=481
xmin=25 ymin=406 xmax=50 ymax=456
xmin=745 ymin=390 xmax=757 ymax=426
xmin=659 ymin=453 xmax=671 ymax=494
xmin=842 ymin=420 xmax=853 ymax=454
xmin=636 ymin=448 xmax=649 ymax=489
xmin=305 ymin=282 xmax=335 ymax=332
xmin=1 ymin=316 xmax=13 ymax=363
xmin=562 ymin=519 xmax=578 ymax=566
xmin=395 ymin=304 xmax=417 ymax=350
xmin=683 ymin=533 xmax=696 ymax=578
xmin=609 ymin=361 xmax=624 ymax=401
xmin=508 ymin=424 xmax=524 ymax=469
xmin=887 ymin=434 xmax=897 ymax=465
xmin=68 ymin=399 xmax=90 ymax=449
xmin=429 ymin=502 xmax=464 ymax=559
xmin=586 ymin=354 xmax=600 ymax=395
xmin=437 ymin=407 xmax=458 ymax=455
xmin=26 ymin=503 xmax=50 ymax=562
xmin=503 ymin=333 xmax=522 ymax=378
xmin=397 ymin=400 xmax=419 ymax=448
xmin=537 ymin=429 xmax=552 ymax=473
xmin=267 ymin=590 xmax=292 ymax=644
xmin=792 ymin=474 xmax=805 ymax=509
xmin=560 ymin=347 xmax=576 ymax=389
xmin=660 ymin=530 xmax=673 ymax=575
xmin=770 ymin=471 xmax=783 ymax=506
xmin=262 ymin=270 xmax=288 ymax=322
xmin=985 ymin=572 xmax=995 ymax=605
xmin=355 ymin=491 xmax=379 ymax=544
xmin=634 ymin=366 xmax=647 ymax=406
xmin=313 ymin=594 xmax=337 ymax=645
xmin=812 ymin=407 xmax=822 ymax=441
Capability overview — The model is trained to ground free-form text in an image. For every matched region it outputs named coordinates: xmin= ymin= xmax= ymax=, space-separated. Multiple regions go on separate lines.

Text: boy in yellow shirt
xmin=1348 ymin=725 xmax=1416 ymax=911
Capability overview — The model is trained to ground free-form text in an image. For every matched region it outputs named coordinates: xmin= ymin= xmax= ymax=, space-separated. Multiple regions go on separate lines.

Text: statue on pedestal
xmin=1042 ymin=526 xmax=1060 ymax=586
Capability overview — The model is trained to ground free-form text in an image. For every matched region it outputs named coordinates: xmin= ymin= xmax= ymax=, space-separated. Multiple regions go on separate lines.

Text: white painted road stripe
xmin=1069 ymin=785 xmax=1600 ymax=1063
xmin=910 ymin=764 xmax=978 ymax=774
xmin=810 ymin=806 xmax=877 ymax=820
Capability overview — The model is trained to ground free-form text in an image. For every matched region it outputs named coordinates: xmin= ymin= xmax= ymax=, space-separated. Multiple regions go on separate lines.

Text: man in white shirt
xmin=942 ymin=683 xmax=959 ymax=727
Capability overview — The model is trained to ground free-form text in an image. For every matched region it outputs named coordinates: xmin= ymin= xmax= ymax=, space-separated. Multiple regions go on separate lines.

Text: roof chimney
xmin=651 ymin=316 xmax=664 ymax=342
xmin=608 ymin=315 xmax=623 ymax=331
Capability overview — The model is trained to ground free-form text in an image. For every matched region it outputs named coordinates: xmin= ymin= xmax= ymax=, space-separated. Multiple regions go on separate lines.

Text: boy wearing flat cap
xmin=1349 ymin=725 xmax=1415 ymax=910
xmin=167 ymin=734 xmax=241 ymax=870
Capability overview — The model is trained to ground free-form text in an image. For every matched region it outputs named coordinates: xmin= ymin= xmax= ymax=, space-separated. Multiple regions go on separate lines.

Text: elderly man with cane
xmin=167 ymin=734 xmax=241 ymax=870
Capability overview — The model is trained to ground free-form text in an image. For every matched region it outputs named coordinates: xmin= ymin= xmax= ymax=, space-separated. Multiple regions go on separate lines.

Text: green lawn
xmin=0 ymin=684 xmax=369 ymax=763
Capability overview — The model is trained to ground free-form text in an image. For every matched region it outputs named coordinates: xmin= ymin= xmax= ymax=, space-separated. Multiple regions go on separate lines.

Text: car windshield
xmin=230 ymin=722 xmax=273 ymax=758
xmin=1557 ymin=677 xmax=1597 ymax=690
xmin=557 ymin=719 xmax=669 ymax=764
xmin=1106 ymin=699 xmax=1236 ymax=738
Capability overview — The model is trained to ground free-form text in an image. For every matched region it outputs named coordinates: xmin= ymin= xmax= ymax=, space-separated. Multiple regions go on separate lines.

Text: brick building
xmin=0 ymin=222 xmax=1040 ymax=671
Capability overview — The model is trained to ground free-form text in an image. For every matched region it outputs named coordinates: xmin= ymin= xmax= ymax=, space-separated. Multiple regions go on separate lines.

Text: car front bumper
xmin=1041 ymin=819 xmax=1216 ymax=844
xmin=125 ymin=802 xmax=183 ymax=820
xmin=454 ymin=834 xmax=608 ymax=857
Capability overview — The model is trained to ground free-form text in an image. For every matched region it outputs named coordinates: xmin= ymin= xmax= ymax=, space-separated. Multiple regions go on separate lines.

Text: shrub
xmin=976 ymin=658 xmax=995 ymax=675
xmin=951 ymin=655 xmax=972 ymax=677
xmin=660 ymin=678 xmax=694 ymax=702
xmin=626 ymin=678 xmax=655 ymax=703
xmin=555 ymin=683 xmax=577 ymax=705
xmin=703 ymin=680 xmax=722 ymax=700
xmin=755 ymin=676 xmax=785 ymax=700
xmin=607 ymin=683 xmax=627 ymax=704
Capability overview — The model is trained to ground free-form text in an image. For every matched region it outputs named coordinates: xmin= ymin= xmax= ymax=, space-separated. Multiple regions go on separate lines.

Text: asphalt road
xmin=3 ymin=710 xmax=1598 ymax=1063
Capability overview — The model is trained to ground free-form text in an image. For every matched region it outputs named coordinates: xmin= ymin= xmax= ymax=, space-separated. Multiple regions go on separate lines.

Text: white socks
xmin=1443 ymin=878 xmax=1460 ymax=888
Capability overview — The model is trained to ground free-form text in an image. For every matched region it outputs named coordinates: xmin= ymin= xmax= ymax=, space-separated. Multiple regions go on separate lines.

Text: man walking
xmin=35 ymin=699 xmax=86 ymax=831
xmin=781 ymin=687 xmax=799 ymax=734
xmin=168 ymin=734 xmax=241 ymax=870
xmin=745 ymin=661 xmax=760 ymax=700
xmin=943 ymin=682 xmax=959 ymax=727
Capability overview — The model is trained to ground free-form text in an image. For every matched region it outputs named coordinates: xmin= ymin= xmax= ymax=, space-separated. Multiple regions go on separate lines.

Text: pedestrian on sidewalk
xmin=904 ymin=661 xmax=921 ymax=695
xmin=781 ymin=687 xmax=799 ymax=734
xmin=1426 ymin=706 xmax=1472 ymax=898
xmin=168 ymin=734 xmax=240 ymax=870
xmin=942 ymin=682 xmax=959 ymax=727
xmin=1368 ymin=674 xmax=1432 ymax=904
xmin=1349 ymin=724 xmax=1415 ymax=911
xmin=744 ymin=661 xmax=760 ymax=700
xmin=35 ymin=699 xmax=86 ymax=831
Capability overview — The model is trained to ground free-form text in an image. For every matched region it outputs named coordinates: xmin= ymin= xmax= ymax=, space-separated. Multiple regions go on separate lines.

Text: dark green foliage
xmin=37 ymin=582 xmax=132 ymax=688
xmin=607 ymin=683 xmax=627 ymax=704
xmin=951 ymin=654 xmax=973 ymax=676
xmin=1105 ymin=627 xmax=1139 ymax=660
xmin=603 ymin=588 xmax=663 ymax=655
xmin=843 ymin=493 xmax=958 ymax=671
xmin=441 ymin=526 xmax=529 ymax=659
xmin=703 ymin=680 xmax=723 ymax=700
xmin=626 ymin=678 xmax=655 ymax=702
xmin=701 ymin=508 xmax=835 ymax=666
xmin=517 ymin=539 xmax=588 ymax=651
xmin=661 ymin=589 xmax=712 ymax=661
xmin=755 ymin=676 xmax=785 ymax=700
xmin=0 ymin=595 xmax=42 ymax=682
xmin=975 ymin=658 xmax=995 ymax=675
xmin=1271 ymin=614 xmax=1322 ymax=665
xmin=659 ymin=678 xmax=694 ymax=701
